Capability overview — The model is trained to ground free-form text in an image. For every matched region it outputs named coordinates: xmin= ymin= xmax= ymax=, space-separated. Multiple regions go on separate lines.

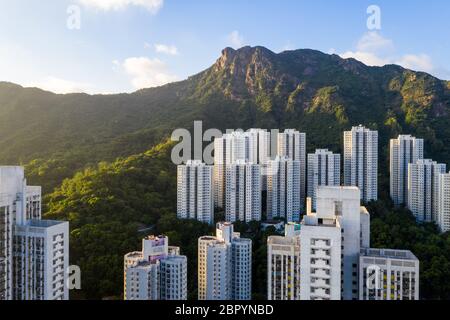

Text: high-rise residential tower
xmin=266 ymin=186 xmax=420 ymax=301
xmin=225 ymin=160 xmax=261 ymax=222
xmin=247 ymin=129 xmax=272 ymax=166
xmin=299 ymin=211 xmax=342 ymax=300
xmin=307 ymin=149 xmax=341 ymax=211
xmin=301 ymin=187 xmax=370 ymax=300
xmin=407 ymin=159 xmax=446 ymax=222
xmin=390 ymin=135 xmax=424 ymax=206
xmin=14 ymin=220 xmax=69 ymax=300
xmin=214 ymin=130 xmax=271 ymax=207
xmin=359 ymin=248 xmax=419 ymax=300
xmin=438 ymin=172 xmax=450 ymax=232
xmin=0 ymin=166 xmax=69 ymax=300
xmin=277 ymin=129 xmax=306 ymax=210
xmin=198 ymin=222 xmax=251 ymax=300
xmin=177 ymin=160 xmax=214 ymax=224
xmin=267 ymin=223 xmax=301 ymax=300
xmin=124 ymin=235 xmax=187 ymax=300
xmin=343 ymin=125 xmax=378 ymax=202
xmin=267 ymin=156 xmax=301 ymax=222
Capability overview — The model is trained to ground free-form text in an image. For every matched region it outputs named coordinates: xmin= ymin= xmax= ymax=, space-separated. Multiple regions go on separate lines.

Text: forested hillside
xmin=1 ymin=46 xmax=448 ymax=193
xmin=1 ymin=46 xmax=450 ymax=299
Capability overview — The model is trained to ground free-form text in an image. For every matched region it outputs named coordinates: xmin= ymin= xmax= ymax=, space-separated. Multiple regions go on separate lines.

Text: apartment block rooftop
xmin=26 ymin=219 xmax=67 ymax=228
xmin=360 ymin=248 xmax=418 ymax=261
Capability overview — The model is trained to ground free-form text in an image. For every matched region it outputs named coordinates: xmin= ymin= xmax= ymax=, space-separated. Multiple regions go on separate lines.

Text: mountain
xmin=1 ymin=46 xmax=449 ymax=192
xmin=1 ymin=46 xmax=450 ymax=299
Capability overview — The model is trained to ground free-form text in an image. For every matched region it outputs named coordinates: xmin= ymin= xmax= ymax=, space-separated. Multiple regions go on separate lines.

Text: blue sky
xmin=0 ymin=0 xmax=449 ymax=94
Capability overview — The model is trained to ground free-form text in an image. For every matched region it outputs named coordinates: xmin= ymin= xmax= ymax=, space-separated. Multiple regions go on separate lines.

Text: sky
xmin=0 ymin=0 xmax=449 ymax=94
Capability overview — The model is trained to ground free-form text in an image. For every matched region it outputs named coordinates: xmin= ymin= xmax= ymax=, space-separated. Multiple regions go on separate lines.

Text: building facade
xmin=214 ymin=130 xmax=271 ymax=207
xmin=343 ymin=125 xmax=378 ymax=202
xmin=225 ymin=161 xmax=261 ymax=222
xmin=407 ymin=159 xmax=446 ymax=222
xmin=198 ymin=222 xmax=251 ymax=300
xmin=307 ymin=149 xmax=341 ymax=211
xmin=267 ymin=223 xmax=301 ymax=300
xmin=299 ymin=214 xmax=342 ymax=300
xmin=302 ymin=187 xmax=370 ymax=300
xmin=267 ymin=156 xmax=301 ymax=222
xmin=277 ymin=129 xmax=306 ymax=210
xmin=124 ymin=235 xmax=187 ymax=300
xmin=177 ymin=160 xmax=214 ymax=224
xmin=438 ymin=172 xmax=450 ymax=232
xmin=0 ymin=166 xmax=69 ymax=300
xmin=14 ymin=220 xmax=69 ymax=300
xmin=390 ymin=135 xmax=424 ymax=206
xmin=359 ymin=248 xmax=419 ymax=300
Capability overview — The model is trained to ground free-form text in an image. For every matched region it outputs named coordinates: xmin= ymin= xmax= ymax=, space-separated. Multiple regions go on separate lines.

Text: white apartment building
xmin=0 ymin=194 xmax=13 ymax=300
xmin=231 ymin=237 xmax=252 ymax=300
xmin=267 ymin=223 xmax=301 ymax=300
xmin=177 ymin=160 xmax=214 ymax=225
xmin=247 ymin=129 xmax=272 ymax=165
xmin=299 ymin=213 xmax=342 ymax=300
xmin=277 ymin=129 xmax=306 ymax=210
xmin=307 ymin=149 xmax=340 ymax=211
xmin=0 ymin=166 xmax=69 ymax=301
xmin=225 ymin=160 xmax=261 ymax=222
xmin=266 ymin=185 xmax=421 ymax=301
xmin=390 ymin=135 xmax=424 ymax=206
xmin=359 ymin=248 xmax=419 ymax=300
xmin=438 ymin=172 xmax=450 ymax=232
xmin=302 ymin=187 xmax=370 ymax=300
xmin=14 ymin=220 xmax=69 ymax=300
xmin=343 ymin=125 xmax=378 ymax=202
xmin=160 ymin=254 xmax=188 ymax=300
xmin=248 ymin=129 xmax=272 ymax=191
xmin=214 ymin=130 xmax=271 ymax=207
xmin=407 ymin=159 xmax=446 ymax=222
xmin=198 ymin=222 xmax=251 ymax=300
xmin=124 ymin=235 xmax=187 ymax=300
xmin=267 ymin=156 xmax=301 ymax=222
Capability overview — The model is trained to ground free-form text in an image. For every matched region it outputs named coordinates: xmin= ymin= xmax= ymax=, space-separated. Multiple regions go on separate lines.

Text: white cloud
xmin=154 ymin=44 xmax=179 ymax=55
xmin=395 ymin=54 xmax=434 ymax=73
xmin=122 ymin=57 xmax=178 ymax=89
xmin=78 ymin=0 xmax=164 ymax=13
xmin=227 ymin=30 xmax=245 ymax=48
xmin=339 ymin=31 xmax=437 ymax=75
xmin=340 ymin=50 xmax=391 ymax=67
xmin=25 ymin=76 xmax=93 ymax=94
xmin=356 ymin=31 xmax=394 ymax=54
xmin=341 ymin=49 xmax=434 ymax=73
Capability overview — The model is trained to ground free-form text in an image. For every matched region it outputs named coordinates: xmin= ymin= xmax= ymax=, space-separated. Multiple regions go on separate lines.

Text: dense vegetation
xmin=1 ymin=46 xmax=449 ymax=299
xmin=43 ymin=139 xmax=450 ymax=300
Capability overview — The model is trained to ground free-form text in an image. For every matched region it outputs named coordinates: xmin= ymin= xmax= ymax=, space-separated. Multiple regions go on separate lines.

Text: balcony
xmin=311 ymin=259 xmax=330 ymax=269
xmin=310 ymin=288 xmax=330 ymax=299
xmin=311 ymin=250 xmax=330 ymax=259
xmin=310 ymin=279 xmax=330 ymax=288
xmin=311 ymin=270 xmax=331 ymax=279
xmin=311 ymin=240 xmax=331 ymax=249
